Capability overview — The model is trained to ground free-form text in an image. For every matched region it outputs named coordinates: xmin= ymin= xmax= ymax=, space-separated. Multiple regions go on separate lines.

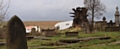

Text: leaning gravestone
xmin=6 ymin=15 xmax=28 ymax=49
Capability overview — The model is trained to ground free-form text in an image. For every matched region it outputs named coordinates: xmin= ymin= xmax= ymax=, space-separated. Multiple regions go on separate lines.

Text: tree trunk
xmin=85 ymin=22 xmax=90 ymax=33
xmin=90 ymin=0 xmax=95 ymax=33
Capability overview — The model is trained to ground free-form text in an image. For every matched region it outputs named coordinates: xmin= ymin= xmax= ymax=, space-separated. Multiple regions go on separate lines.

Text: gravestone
xmin=41 ymin=28 xmax=55 ymax=37
xmin=6 ymin=15 xmax=28 ymax=49
xmin=30 ymin=28 xmax=38 ymax=36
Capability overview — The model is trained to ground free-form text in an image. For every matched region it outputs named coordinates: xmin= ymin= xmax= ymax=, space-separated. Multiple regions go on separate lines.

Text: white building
xmin=54 ymin=20 xmax=73 ymax=30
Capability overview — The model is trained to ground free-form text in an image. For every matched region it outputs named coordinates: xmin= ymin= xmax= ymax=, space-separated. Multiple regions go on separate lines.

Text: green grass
xmin=78 ymin=31 xmax=120 ymax=38
xmin=0 ymin=46 xmax=6 ymax=49
xmin=27 ymin=31 xmax=120 ymax=49
xmin=1 ymin=31 xmax=120 ymax=49
xmin=83 ymin=44 xmax=120 ymax=49
xmin=24 ymin=32 xmax=120 ymax=49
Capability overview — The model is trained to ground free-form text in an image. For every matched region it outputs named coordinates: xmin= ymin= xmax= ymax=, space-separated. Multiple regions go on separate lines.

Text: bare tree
xmin=0 ymin=0 xmax=10 ymax=24
xmin=84 ymin=0 xmax=106 ymax=32
xmin=0 ymin=0 xmax=10 ymax=39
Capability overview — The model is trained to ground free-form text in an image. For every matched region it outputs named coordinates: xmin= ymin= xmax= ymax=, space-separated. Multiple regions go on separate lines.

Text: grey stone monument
xmin=115 ymin=6 xmax=120 ymax=26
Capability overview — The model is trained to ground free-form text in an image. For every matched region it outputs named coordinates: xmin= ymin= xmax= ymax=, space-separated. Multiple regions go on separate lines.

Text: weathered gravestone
xmin=6 ymin=15 xmax=28 ymax=49
xmin=41 ymin=28 xmax=55 ymax=37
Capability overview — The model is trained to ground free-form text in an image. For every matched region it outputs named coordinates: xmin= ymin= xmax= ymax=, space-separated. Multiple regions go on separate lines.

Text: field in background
xmin=1 ymin=21 xmax=61 ymax=29
xmin=24 ymin=21 xmax=61 ymax=29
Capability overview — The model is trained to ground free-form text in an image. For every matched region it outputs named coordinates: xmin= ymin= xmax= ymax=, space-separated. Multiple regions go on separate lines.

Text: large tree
xmin=84 ymin=0 xmax=106 ymax=32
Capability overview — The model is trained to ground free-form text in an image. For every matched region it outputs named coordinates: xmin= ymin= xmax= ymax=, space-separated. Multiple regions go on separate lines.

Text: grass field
xmin=1 ymin=31 xmax=120 ymax=49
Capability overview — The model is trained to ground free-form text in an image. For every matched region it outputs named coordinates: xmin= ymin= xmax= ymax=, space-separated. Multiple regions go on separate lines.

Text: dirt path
xmin=109 ymin=41 xmax=120 ymax=45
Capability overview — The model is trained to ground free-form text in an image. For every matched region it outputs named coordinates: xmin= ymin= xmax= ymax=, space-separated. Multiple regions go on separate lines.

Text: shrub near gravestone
xmin=6 ymin=15 xmax=28 ymax=49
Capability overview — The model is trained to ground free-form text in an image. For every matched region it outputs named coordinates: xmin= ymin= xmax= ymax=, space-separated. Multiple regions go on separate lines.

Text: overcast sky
xmin=4 ymin=0 xmax=120 ymax=22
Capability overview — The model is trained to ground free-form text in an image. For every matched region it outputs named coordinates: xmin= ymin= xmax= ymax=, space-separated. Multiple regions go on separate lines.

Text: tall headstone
xmin=115 ymin=6 xmax=120 ymax=26
xmin=6 ymin=15 xmax=28 ymax=49
xmin=102 ymin=16 xmax=107 ymax=31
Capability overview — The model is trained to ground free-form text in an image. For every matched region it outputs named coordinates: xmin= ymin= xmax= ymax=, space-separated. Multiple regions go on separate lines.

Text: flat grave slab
xmin=59 ymin=36 xmax=111 ymax=43
xmin=65 ymin=32 xmax=79 ymax=36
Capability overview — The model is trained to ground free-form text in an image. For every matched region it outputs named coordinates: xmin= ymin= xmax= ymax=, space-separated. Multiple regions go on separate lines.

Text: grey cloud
xmin=4 ymin=0 xmax=120 ymax=21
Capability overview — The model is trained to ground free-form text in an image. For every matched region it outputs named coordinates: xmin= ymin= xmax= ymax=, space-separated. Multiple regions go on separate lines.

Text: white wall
xmin=55 ymin=20 xmax=73 ymax=30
